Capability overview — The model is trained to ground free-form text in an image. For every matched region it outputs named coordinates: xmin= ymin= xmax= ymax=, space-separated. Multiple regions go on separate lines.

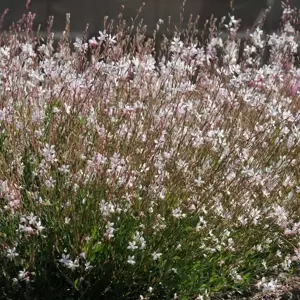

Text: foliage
xmin=0 ymin=1 xmax=300 ymax=299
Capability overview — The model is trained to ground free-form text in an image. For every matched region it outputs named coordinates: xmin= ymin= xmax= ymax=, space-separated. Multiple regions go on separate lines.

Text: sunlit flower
xmin=127 ymin=255 xmax=136 ymax=265
xmin=6 ymin=247 xmax=19 ymax=261
xmin=88 ymin=37 xmax=98 ymax=48
xmin=151 ymin=252 xmax=162 ymax=261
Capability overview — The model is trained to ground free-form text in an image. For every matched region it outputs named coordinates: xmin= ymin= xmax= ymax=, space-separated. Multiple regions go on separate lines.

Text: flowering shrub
xmin=1 ymin=3 xmax=300 ymax=300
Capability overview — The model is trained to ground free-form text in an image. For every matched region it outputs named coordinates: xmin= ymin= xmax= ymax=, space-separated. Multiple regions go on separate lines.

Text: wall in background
xmin=0 ymin=0 xmax=299 ymax=39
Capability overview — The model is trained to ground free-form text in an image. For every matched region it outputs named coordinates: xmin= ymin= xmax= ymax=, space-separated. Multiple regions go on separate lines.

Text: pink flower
xmin=291 ymin=79 xmax=300 ymax=96
xmin=9 ymin=199 xmax=20 ymax=209
xmin=88 ymin=37 xmax=98 ymax=48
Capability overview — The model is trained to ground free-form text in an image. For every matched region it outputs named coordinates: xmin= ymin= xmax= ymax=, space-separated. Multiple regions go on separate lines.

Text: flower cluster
xmin=1 ymin=4 xmax=300 ymax=299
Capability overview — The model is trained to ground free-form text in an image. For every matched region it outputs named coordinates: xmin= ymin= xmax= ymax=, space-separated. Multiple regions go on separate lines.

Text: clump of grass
xmin=1 ymin=2 xmax=300 ymax=299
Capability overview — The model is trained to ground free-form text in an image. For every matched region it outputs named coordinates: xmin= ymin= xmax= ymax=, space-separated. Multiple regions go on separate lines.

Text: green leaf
xmin=242 ymin=273 xmax=250 ymax=284
xmin=74 ymin=278 xmax=79 ymax=290
xmin=92 ymin=226 xmax=98 ymax=240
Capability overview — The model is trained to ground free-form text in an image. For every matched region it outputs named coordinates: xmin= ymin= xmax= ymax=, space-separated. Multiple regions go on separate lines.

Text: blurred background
xmin=0 ymin=0 xmax=299 ymax=40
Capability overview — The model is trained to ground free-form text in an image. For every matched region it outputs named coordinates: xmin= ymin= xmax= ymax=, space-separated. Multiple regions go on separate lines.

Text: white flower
xmin=35 ymin=219 xmax=45 ymax=233
xmin=85 ymin=261 xmax=93 ymax=271
xmin=250 ymin=28 xmax=264 ymax=49
xmin=151 ymin=252 xmax=162 ymax=261
xmin=67 ymin=259 xmax=79 ymax=271
xmin=26 ymin=213 xmax=37 ymax=225
xmin=44 ymin=177 xmax=56 ymax=189
xmin=257 ymin=278 xmax=279 ymax=293
xmin=235 ymin=274 xmax=242 ymax=281
xmin=229 ymin=15 xmax=239 ymax=26
xmin=172 ymin=208 xmax=186 ymax=219
xmin=196 ymin=216 xmax=207 ymax=231
xmin=127 ymin=241 xmax=138 ymax=251
xmin=21 ymin=43 xmax=36 ymax=57
xmin=108 ymin=34 xmax=117 ymax=45
xmin=148 ymin=287 xmax=153 ymax=293
xmin=64 ymin=103 xmax=71 ymax=115
xmin=176 ymin=244 xmax=182 ymax=250
xmin=194 ymin=176 xmax=204 ymax=186
xmin=132 ymin=231 xmax=146 ymax=250
xmin=100 ymin=200 xmax=115 ymax=217
xmin=18 ymin=269 xmax=27 ymax=281
xmin=73 ymin=37 xmax=88 ymax=53
xmin=127 ymin=255 xmax=136 ymax=265
xmin=59 ymin=253 xmax=71 ymax=266
xmin=7 ymin=247 xmax=19 ymax=261
xmin=58 ymin=164 xmax=70 ymax=174
xmin=139 ymin=239 xmax=146 ymax=250
xmin=195 ymin=290 xmax=209 ymax=299
xmin=97 ymin=30 xmax=108 ymax=42
xmin=42 ymin=144 xmax=57 ymax=164
xmin=52 ymin=107 xmax=60 ymax=113
xmin=104 ymin=222 xmax=115 ymax=239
